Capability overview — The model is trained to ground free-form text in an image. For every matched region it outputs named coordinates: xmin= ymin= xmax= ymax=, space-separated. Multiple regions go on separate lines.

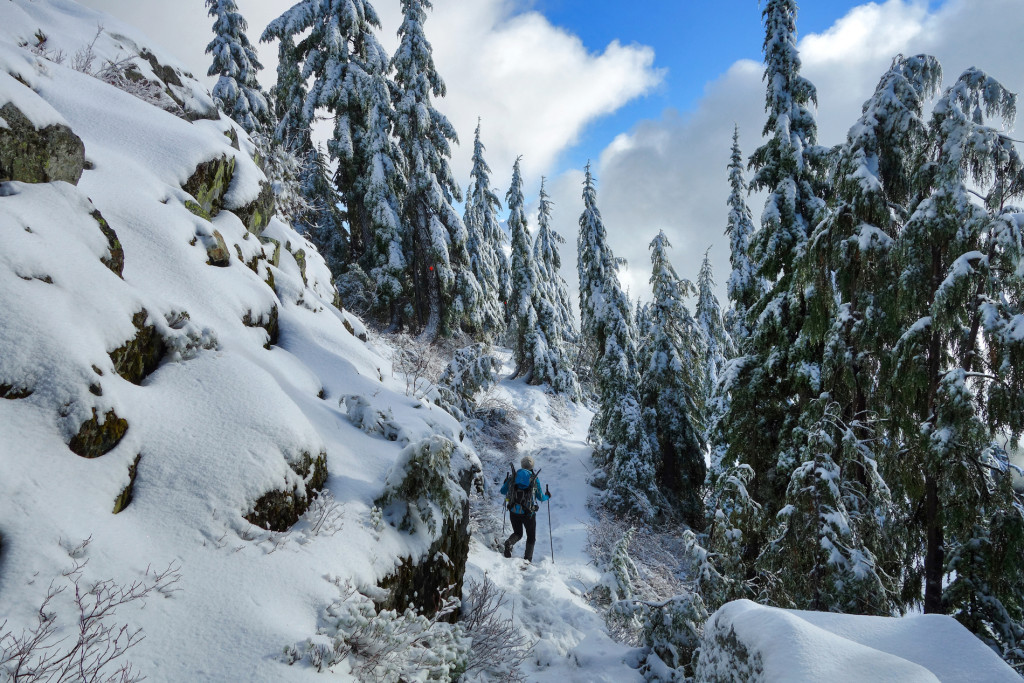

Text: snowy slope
xmin=0 ymin=2 xmax=475 ymax=681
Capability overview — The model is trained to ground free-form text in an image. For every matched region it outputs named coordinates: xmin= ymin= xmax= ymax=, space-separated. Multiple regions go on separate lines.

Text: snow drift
xmin=696 ymin=599 xmax=1021 ymax=682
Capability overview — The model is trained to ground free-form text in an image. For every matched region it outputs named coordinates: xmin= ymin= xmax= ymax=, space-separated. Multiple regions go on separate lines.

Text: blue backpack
xmin=506 ymin=465 xmax=540 ymax=513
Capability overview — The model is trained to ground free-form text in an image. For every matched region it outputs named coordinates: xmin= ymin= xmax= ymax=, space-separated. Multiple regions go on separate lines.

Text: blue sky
xmin=531 ymin=0 xmax=877 ymax=172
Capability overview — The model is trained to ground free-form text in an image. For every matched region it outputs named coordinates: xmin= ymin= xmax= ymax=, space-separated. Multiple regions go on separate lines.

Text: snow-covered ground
xmin=465 ymin=352 xmax=643 ymax=682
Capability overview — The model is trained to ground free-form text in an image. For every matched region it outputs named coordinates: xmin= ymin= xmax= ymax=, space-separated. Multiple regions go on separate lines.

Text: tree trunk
xmin=923 ymin=473 xmax=943 ymax=613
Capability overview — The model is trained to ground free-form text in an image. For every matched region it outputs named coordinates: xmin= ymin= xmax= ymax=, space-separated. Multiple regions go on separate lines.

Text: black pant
xmin=505 ymin=511 xmax=537 ymax=561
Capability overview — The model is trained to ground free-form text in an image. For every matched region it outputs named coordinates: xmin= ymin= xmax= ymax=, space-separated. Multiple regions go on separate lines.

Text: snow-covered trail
xmin=464 ymin=354 xmax=642 ymax=682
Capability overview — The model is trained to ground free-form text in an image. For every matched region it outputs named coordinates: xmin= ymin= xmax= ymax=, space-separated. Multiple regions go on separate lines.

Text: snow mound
xmin=697 ymin=599 xmax=1021 ymax=682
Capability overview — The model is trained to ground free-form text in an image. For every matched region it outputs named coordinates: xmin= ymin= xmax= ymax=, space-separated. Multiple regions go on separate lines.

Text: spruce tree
xmin=710 ymin=0 xmax=827 ymax=597
xmin=720 ymin=0 xmax=826 ymax=513
xmin=206 ymin=0 xmax=271 ymax=135
xmin=508 ymin=160 xmax=579 ymax=397
xmin=578 ymin=165 xmax=659 ymax=518
xmin=534 ymin=178 xmax=578 ymax=345
xmin=695 ymin=250 xmax=733 ymax=411
xmin=508 ymin=156 xmax=535 ymax=377
xmin=263 ymin=0 xmax=405 ymax=292
xmin=464 ymin=121 xmax=508 ymax=340
xmin=771 ymin=55 xmax=944 ymax=615
xmin=391 ymin=0 xmax=480 ymax=337
xmin=640 ymin=232 xmax=707 ymax=525
xmin=270 ymin=34 xmax=310 ymax=154
xmin=723 ymin=126 xmax=761 ymax=348
xmin=887 ymin=68 xmax=1024 ymax=656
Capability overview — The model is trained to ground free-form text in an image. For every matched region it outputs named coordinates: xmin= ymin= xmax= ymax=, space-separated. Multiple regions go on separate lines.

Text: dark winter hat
xmin=521 ymin=455 xmax=535 ymax=470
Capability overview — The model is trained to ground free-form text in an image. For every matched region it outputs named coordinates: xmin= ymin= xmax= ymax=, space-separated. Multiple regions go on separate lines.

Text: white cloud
xmin=77 ymin=0 xmax=662 ymax=196
xmin=585 ymin=0 xmax=1024 ymax=309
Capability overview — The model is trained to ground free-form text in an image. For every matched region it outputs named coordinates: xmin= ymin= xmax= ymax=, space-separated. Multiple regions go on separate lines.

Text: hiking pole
xmin=546 ymin=485 xmax=554 ymax=564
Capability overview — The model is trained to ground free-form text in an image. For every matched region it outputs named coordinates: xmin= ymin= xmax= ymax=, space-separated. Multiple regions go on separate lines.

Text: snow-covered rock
xmin=696 ymin=599 xmax=1021 ymax=682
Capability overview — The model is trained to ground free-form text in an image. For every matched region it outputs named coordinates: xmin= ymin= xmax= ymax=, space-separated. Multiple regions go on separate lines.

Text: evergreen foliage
xmin=885 ymin=67 xmax=1024 ymax=655
xmin=533 ymin=177 xmax=578 ymax=345
xmin=263 ymin=0 xmax=407 ymax=326
xmin=270 ymin=34 xmax=310 ymax=155
xmin=205 ymin=0 xmax=271 ymax=135
xmin=723 ymin=126 xmax=761 ymax=347
xmin=392 ymin=0 xmax=480 ymax=338
xmin=463 ymin=121 xmax=509 ymax=340
xmin=578 ymin=166 xmax=659 ymax=518
xmin=639 ymin=232 xmax=706 ymax=526
xmin=507 ymin=159 xmax=579 ymax=397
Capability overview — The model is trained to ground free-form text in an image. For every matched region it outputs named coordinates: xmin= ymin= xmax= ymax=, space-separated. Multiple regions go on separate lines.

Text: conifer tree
xmin=263 ymin=0 xmax=405 ymax=291
xmin=723 ymin=126 xmax=761 ymax=347
xmin=769 ymin=55 xmax=944 ymax=615
xmin=640 ymin=232 xmax=707 ymax=525
xmin=270 ymin=34 xmax=310 ymax=154
xmin=716 ymin=0 xmax=826 ymax=527
xmin=533 ymin=178 xmax=578 ymax=345
xmin=886 ymin=68 xmax=1024 ymax=655
xmin=206 ymin=0 xmax=271 ymax=135
xmin=508 ymin=156 xmax=535 ymax=377
xmin=695 ymin=250 xmax=733 ymax=409
xmin=391 ymin=0 xmax=480 ymax=337
xmin=464 ymin=121 xmax=508 ymax=340
xmin=578 ymin=166 xmax=659 ymax=518
xmin=508 ymin=160 xmax=579 ymax=397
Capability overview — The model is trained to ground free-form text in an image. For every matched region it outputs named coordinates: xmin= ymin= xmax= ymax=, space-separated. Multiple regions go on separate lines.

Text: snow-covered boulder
xmin=696 ymin=599 xmax=1021 ymax=682
xmin=0 ymin=72 xmax=84 ymax=184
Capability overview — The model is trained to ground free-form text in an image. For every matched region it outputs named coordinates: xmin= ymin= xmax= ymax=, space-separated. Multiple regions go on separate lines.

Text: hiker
xmin=500 ymin=455 xmax=551 ymax=562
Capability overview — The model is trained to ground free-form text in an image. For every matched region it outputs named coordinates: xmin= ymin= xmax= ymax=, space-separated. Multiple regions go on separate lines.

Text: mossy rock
xmin=244 ymin=450 xmax=327 ymax=532
xmin=68 ymin=408 xmax=128 ymax=458
xmin=224 ymin=127 xmax=240 ymax=151
xmin=109 ymin=309 xmax=166 ymax=385
xmin=0 ymin=102 xmax=85 ymax=185
xmin=182 ymin=154 xmax=235 ymax=219
xmin=112 ymin=453 xmax=142 ymax=514
xmin=242 ymin=304 xmax=279 ymax=349
xmin=92 ymin=209 xmax=123 ymax=278
xmin=184 ymin=199 xmax=212 ymax=221
xmin=375 ymin=442 xmax=477 ymax=621
xmin=0 ymin=383 xmax=32 ymax=399
xmin=232 ymin=180 xmax=275 ymax=235
xmin=139 ymin=49 xmax=182 ymax=87
xmin=376 ymin=503 xmax=471 ymax=622
xmin=261 ymin=236 xmax=282 ymax=266
xmin=292 ymin=249 xmax=308 ymax=286
xmin=204 ymin=230 xmax=231 ymax=267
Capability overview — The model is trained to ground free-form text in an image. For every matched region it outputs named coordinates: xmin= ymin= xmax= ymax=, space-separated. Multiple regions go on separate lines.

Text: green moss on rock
xmin=112 ymin=453 xmax=142 ymax=514
xmin=244 ymin=450 xmax=327 ymax=532
xmin=376 ymin=509 xmax=471 ymax=622
xmin=91 ymin=209 xmax=123 ymax=278
xmin=184 ymin=199 xmax=212 ymax=221
xmin=109 ymin=309 xmax=166 ymax=385
xmin=182 ymin=154 xmax=235 ymax=219
xmin=0 ymin=102 xmax=85 ymax=185
xmin=68 ymin=407 xmax=128 ymax=458
xmin=233 ymin=180 xmax=275 ymax=235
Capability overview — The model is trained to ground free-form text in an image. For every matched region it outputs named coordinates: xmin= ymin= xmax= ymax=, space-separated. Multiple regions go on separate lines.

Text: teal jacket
xmin=500 ymin=468 xmax=549 ymax=515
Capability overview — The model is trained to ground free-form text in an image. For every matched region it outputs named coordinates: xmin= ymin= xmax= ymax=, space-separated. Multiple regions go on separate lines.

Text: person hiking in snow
xmin=500 ymin=455 xmax=550 ymax=562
